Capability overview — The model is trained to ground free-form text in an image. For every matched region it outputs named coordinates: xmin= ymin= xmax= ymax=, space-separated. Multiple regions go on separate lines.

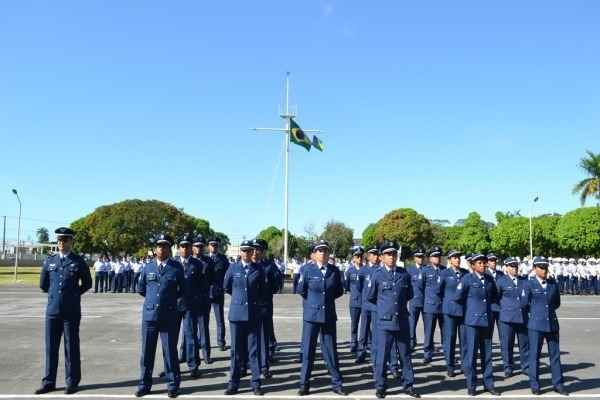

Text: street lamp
xmin=529 ymin=195 xmax=539 ymax=262
xmin=12 ymin=189 xmax=21 ymax=282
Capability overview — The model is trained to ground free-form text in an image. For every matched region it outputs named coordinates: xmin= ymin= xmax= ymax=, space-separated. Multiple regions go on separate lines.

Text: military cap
xmin=155 ymin=233 xmax=174 ymax=246
xmin=569 ymin=258 xmax=576 ymax=263
xmin=55 ymin=227 xmax=75 ymax=238
xmin=428 ymin=246 xmax=442 ymax=257
xmin=351 ymin=245 xmax=365 ymax=256
xmin=239 ymin=240 xmax=254 ymax=251
xmin=578 ymin=258 xmax=587 ymax=264
xmin=465 ymin=253 xmax=473 ymax=262
xmin=470 ymin=253 xmax=488 ymax=262
xmin=413 ymin=247 xmax=426 ymax=257
xmin=313 ymin=239 xmax=330 ymax=251
xmin=379 ymin=241 xmax=398 ymax=254
xmin=178 ymin=233 xmax=194 ymax=246
xmin=587 ymin=257 xmax=597 ymax=264
xmin=208 ymin=237 xmax=221 ymax=245
xmin=447 ymin=249 xmax=462 ymax=258
xmin=504 ymin=257 xmax=519 ymax=267
xmin=533 ymin=256 xmax=549 ymax=267
xmin=251 ymin=238 xmax=268 ymax=250
xmin=308 ymin=242 xmax=317 ymax=253
xmin=487 ymin=253 xmax=498 ymax=261
xmin=192 ymin=235 xmax=206 ymax=246
xmin=366 ymin=245 xmax=380 ymax=255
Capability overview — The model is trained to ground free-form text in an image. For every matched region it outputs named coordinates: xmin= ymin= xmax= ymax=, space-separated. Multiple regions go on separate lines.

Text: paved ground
xmin=1 ymin=284 xmax=599 ymax=399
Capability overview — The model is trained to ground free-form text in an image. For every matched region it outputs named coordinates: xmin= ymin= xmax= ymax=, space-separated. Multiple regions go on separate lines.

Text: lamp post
xmin=12 ymin=189 xmax=22 ymax=282
xmin=529 ymin=195 xmax=539 ymax=262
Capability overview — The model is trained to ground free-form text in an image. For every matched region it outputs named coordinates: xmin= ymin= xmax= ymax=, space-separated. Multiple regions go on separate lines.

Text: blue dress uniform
xmin=179 ymin=252 xmax=213 ymax=375
xmin=367 ymin=243 xmax=418 ymax=398
xmin=344 ymin=253 xmax=364 ymax=353
xmin=406 ymin=248 xmax=426 ymax=351
xmin=223 ymin=245 xmax=265 ymax=394
xmin=486 ymin=254 xmax=504 ymax=342
xmin=439 ymin=253 xmax=468 ymax=376
xmin=496 ymin=260 xmax=529 ymax=377
xmin=37 ymin=228 xmax=92 ymax=394
xmin=454 ymin=255 xmax=498 ymax=395
xmin=137 ymin=249 xmax=185 ymax=395
xmin=356 ymin=259 xmax=380 ymax=363
xmin=298 ymin=242 xmax=344 ymax=395
xmin=521 ymin=257 xmax=567 ymax=395
xmin=208 ymin=239 xmax=230 ymax=350
xmin=421 ymin=246 xmax=445 ymax=363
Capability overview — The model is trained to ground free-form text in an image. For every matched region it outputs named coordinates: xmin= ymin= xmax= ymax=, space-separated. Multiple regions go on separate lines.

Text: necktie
xmin=513 ymin=278 xmax=517 ymax=286
xmin=159 ymin=263 xmax=164 ymax=274
xmin=321 ymin=267 xmax=326 ymax=275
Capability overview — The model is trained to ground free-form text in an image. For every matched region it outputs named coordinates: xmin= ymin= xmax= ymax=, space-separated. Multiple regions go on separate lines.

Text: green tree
xmin=573 ymin=150 xmax=600 ymax=206
xmin=556 ymin=207 xmax=600 ymax=256
xmin=256 ymin=226 xmax=297 ymax=259
xmin=70 ymin=199 xmax=227 ymax=255
xmin=361 ymin=223 xmax=377 ymax=248
xmin=443 ymin=226 xmax=463 ymax=252
xmin=490 ymin=216 xmax=530 ymax=257
xmin=373 ymin=208 xmax=433 ymax=253
xmin=320 ymin=220 xmax=354 ymax=259
xmin=532 ymin=214 xmax=561 ymax=256
xmin=36 ymin=227 xmax=49 ymax=243
xmin=456 ymin=212 xmax=491 ymax=253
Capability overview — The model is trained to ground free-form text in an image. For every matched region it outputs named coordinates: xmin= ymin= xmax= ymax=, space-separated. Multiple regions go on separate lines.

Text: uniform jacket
xmin=178 ymin=256 xmax=214 ymax=313
xmin=422 ymin=265 xmax=446 ymax=314
xmin=520 ymin=277 xmax=561 ymax=333
xmin=40 ymin=252 xmax=92 ymax=319
xmin=209 ymin=253 xmax=230 ymax=301
xmin=258 ymin=259 xmax=280 ymax=311
xmin=138 ymin=258 xmax=185 ymax=323
xmin=223 ymin=261 xmax=264 ymax=322
xmin=486 ymin=269 xmax=505 ymax=312
xmin=406 ymin=265 xmax=425 ymax=308
xmin=344 ymin=264 xmax=364 ymax=308
xmin=298 ymin=263 xmax=344 ymax=324
xmin=439 ymin=267 xmax=469 ymax=317
xmin=454 ymin=272 xmax=498 ymax=328
xmin=367 ymin=267 xmax=413 ymax=331
xmin=496 ymin=274 xmax=528 ymax=324
xmin=360 ymin=265 xmax=380 ymax=312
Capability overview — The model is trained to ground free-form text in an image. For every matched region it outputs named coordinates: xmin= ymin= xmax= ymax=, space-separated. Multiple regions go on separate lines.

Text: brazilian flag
xmin=290 ymin=118 xmax=311 ymax=151
xmin=312 ymin=135 xmax=324 ymax=152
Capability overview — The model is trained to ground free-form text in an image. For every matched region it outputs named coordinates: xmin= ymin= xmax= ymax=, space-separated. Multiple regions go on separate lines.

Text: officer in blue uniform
xmin=486 ymin=253 xmax=504 ymax=342
xmin=297 ymin=240 xmax=345 ymax=396
xmin=496 ymin=257 xmax=529 ymax=377
xmin=251 ymin=238 xmax=279 ymax=378
xmin=191 ymin=235 xmax=216 ymax=364
xmin=367 ymin=241 xmax=420 ymax=399
xmin=296 ymin=243 xmax=316 ymax=363
xmin=439 ymin=250 xmax=468 ymax=377
xmin=454 ymin=254 xmax=499 ymax=396
xmin=135 ymin=234 xmax=185 ymax=398
xmin=36 ymin=227 xmax=92 ymax=395
xmin=521 ymin=256 xmax=568 ymax=396
xmin=421 ymin=246 xmax=445 ymax=364
xmin=176 ymin=233 xmax=213 ymax=378
xmin=223 ymin=240 xmax=265 ymax=396
xmin=407 ymin=248 xmax=426 ymax=352
xmin=208 ymin=237 xmax=230 ymax=351
xmin=344 ymin=245 xmax=365 ymax=353
xmin=355 ymin=245 xmax=380 ymax=364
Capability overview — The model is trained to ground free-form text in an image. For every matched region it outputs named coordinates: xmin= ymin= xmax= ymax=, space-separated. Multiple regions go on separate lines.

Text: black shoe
xmin=447 ymin=369 xmax=455 ymax=378
xmin=405 ymin=386 xmax=420 ymax=398
xmin=35 ymin=385 xmax=55 ymax=395
xmin=486 ymin=387 xmax=500 ymax=396
xmin=555 ymin=386 xmax=569 ymax=396
xmin=423 ymin=358 xmax=432 ymax=365
xmin=158 ymin=371 xmax=166 ymax=378
xmin=167 ymin=389 xmax=178 ymax=398
xmin=332 ymin=387 xmax=346 ymax=396
xmin=376 ymin=389 xmax=386 ymax=398
xmin=531 ymin=388 xmax=541 ymax=395
xmin=220 ymin=344 xmax=227 ymax=351
xmin=350 ymin=346 xmax=357 ymax=353
xmin=392 ymin=370 xmax=402 ymax=380
xmin=468 ymin=388 xmax=476 ymax=396
xmin=263 ymin=370 xmax=273 ymax=379
xmin=178 ymin=357 xmax=185 ymax=363
xmin=135 ymin=388 xmax=150 ymax=397
xmin=241 ymin=369 xmax=248 ymax=377
xmin=298 ymin=387 xmax=309 ymax=396
xmin=254 ymin=387 xmax=264 ymax=396
xmin=224 ymin=387 xmax=238 ymax=395
xmin=504 ymin=369 xmax=513 ymax=378
xmin=64 ymin=386 xmax=78 ymax=395
xmin=190 ymin=368 xmax=201 ymax=379
xmin=355 ymin=354 xmax=366 ymax=364
xmin=204 ymin=357 xmax=213 ymax=365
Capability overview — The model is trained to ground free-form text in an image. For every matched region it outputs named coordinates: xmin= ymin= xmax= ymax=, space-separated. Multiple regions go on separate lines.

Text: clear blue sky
xmin=1 ymin=1 xmax=599 ymax=243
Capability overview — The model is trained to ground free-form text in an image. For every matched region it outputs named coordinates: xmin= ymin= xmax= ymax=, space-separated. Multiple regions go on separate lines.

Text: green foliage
xmin=320 ymin=220 xmax=354 ymax=259
xmin=442 ymin=226 xmax=463 ymax=252
xmin=532 ymin=214 xmax=561 ymax=256
xmin=36 ymin=227 xmax=49 ymax=244
xmin=490 ymin=216 xmax=530 ymax=257
xmin=361 ymin=223 xmax=377 ymax=248
xmin=556 ymin=207 xmax=600 ymax=256
xmin=573 ymin=150 xmax=600 ymax=206
xmin=456 ymin=212 xmax=491 ymax=254
xmin=373 ymin=208 xmax=433 ymax=252
xmin=256 ymin=226 xmax=299 ymax=259
xmin=70 ymin=199 xmax=227 ymax=256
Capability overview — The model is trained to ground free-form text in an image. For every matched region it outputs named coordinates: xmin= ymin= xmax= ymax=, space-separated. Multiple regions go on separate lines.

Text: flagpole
xmin=283 ymin=72 xmax=290 ymax=274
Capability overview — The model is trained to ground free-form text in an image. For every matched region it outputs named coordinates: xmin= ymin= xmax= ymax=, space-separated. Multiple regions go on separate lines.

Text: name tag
xmin=147 ymin=272 xmax=157 ymax=281
xmin=233 ymin=273 xmax=243 ymax=278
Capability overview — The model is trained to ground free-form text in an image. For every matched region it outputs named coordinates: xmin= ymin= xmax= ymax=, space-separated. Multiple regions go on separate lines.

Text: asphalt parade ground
xmin=1 ymin=285 xmax=599 ymax=399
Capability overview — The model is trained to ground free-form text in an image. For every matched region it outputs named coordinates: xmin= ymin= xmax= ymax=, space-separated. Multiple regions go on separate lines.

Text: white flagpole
xmin=283 ymin=73 xmax=290 ymax=273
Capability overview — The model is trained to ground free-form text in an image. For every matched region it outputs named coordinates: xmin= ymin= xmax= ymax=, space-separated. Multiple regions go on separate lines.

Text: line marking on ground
xmin=0 ymin=315 xmax=102 ymax=319
xmin=0 ymin=393 xmax=598 ymax=398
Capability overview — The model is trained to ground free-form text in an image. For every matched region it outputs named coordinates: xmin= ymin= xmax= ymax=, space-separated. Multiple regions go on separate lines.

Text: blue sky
xmin=1 ymin=1 xmax=599 ymax=243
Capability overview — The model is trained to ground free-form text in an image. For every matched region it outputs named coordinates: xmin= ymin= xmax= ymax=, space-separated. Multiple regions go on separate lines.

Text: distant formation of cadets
xmin=37 ymin=226 xmax=596 ymax=397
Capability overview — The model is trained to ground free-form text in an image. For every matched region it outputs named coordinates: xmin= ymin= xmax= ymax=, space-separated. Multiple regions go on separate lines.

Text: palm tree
xmin=36 ymin=227 xmax=49 ymax=243
xmin=573 ymin=150 xmax=600 ymax=206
